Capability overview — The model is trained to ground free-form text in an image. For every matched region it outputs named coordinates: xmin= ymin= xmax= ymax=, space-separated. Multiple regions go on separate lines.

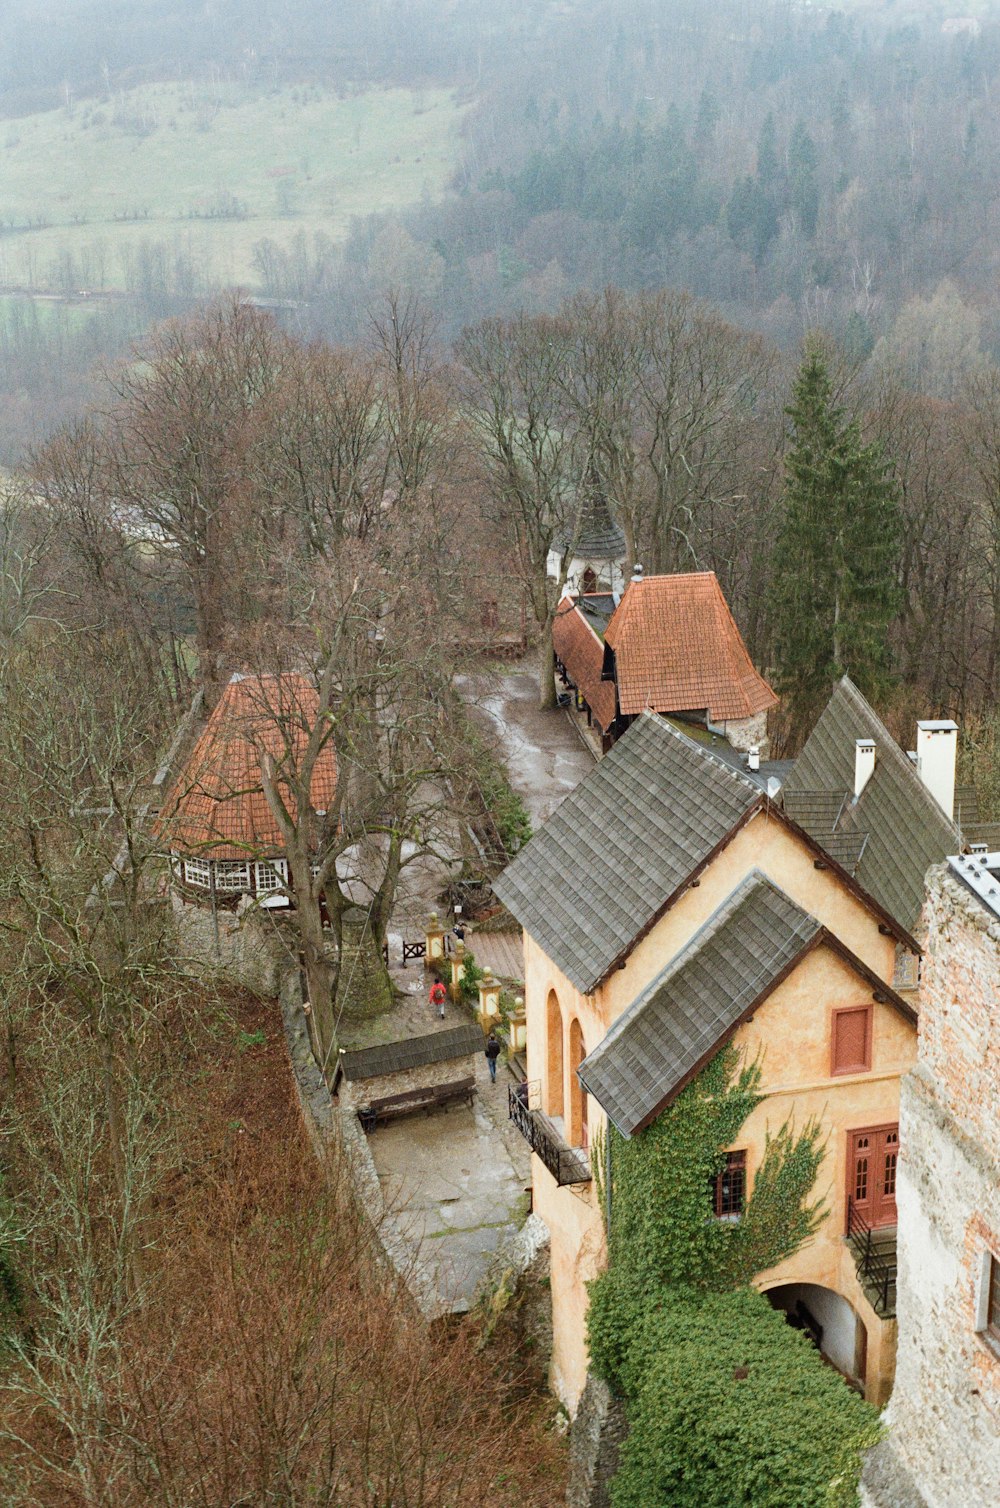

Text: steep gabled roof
xmin=578 ymin=872 xmax=819 ymax=1136
xmin=578 ymin=869 xmax=915 ymax=1138
xmin=603 ymin=571 xmax=777 ymax=722
xmin=492 ymin=712 xmax=762 ymax=995
xmin=154 ymin=672 xmax=336 ymax=860
xmin=783 ymin=678 xmax=957 ymax=930
xmin=552 ymin=596 xmax=617 ymax=732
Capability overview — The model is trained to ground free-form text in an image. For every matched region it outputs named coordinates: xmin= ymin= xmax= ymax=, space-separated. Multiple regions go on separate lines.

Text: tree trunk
xmin=538 ymin=616 xmax=557 ymax=710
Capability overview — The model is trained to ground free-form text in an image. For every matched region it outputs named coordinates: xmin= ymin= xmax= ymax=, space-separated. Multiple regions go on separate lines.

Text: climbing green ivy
xmin=587 ymin=1044 xmax=881 ymax=1508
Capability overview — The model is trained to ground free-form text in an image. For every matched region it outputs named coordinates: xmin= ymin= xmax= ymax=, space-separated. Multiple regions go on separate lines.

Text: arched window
xmin=568 ymin=1018 xmax=588 ymax=1148
xmin=546 ymin=990 xmax=564 ymax=1119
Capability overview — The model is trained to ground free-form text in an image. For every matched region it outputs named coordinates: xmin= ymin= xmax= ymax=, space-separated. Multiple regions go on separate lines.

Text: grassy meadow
xmin=0 ymin=79 xmax=465 ymax=291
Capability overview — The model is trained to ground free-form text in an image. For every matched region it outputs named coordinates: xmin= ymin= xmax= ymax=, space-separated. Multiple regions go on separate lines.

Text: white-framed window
xmin=255 ymin=859 xmax=288 ymax=893
xmin=215 ymin=860 xmax=251 ymax=891
xmin=183 ymin=857 xmax=211 ymax=889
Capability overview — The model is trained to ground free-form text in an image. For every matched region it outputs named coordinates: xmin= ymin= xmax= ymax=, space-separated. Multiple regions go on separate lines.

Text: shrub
xmin=605 ymin=1288 xmax=882 ymax=1508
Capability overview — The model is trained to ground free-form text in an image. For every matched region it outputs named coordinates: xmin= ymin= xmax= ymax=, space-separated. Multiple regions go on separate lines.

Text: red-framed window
xmin=831 ymin=1005 xmax=872 ymax=1076
xmin=712 ymin=1151 xmax=746 ymax=1219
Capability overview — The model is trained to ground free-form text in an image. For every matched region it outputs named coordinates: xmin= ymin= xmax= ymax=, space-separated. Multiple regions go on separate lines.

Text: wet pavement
xmin=368 ymin=1050 xmax=532 ymax=1311
xmin=458 ymin=661 xmax=596 ymax=828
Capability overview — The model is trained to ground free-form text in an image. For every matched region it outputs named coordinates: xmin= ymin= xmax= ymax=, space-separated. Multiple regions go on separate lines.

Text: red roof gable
xmin=552 ymin=597 xmax=617 ymax=732
xmin=604 ymin=572 xmax=776 ymax=722
xmin=154 ymin=673 xmax=336 ymax=860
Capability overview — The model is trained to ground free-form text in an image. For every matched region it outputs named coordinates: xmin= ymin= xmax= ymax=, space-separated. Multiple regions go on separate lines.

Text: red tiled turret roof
xmin=154 ymin=673 xmax=336 ymax=860
xmin=552 ymin=597 xmax=618 ymax=732
xmin=603 ymin=571 xmax=776 ymax=722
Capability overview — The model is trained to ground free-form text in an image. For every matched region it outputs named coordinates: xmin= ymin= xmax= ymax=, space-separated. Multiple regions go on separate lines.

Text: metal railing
xmin=846 ymin=1196 xmax=897 ymax=1317
xmin=508 ymin=1082 xmax=592 ymax=1187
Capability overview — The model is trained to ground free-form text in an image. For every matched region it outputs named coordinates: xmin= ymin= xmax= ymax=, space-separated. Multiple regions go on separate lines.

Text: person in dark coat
xmin=484 ymin=1029 xmax=502 ymax=1083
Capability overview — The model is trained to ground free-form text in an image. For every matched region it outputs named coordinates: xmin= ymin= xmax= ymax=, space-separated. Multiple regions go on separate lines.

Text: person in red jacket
xmin=429 ymin=979 xmax=447 ymax=1019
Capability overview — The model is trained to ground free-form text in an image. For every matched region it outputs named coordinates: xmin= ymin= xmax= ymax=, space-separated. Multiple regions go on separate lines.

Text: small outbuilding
xmin=154 ymin=671 xmax=336 ymax=908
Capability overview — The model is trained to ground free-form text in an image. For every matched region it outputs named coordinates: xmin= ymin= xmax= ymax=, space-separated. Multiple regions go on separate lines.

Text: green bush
xmin=605 ymin=1288 xmax=881 ymax=1508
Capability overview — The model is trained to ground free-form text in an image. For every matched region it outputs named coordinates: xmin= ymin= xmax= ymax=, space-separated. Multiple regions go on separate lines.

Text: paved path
xmin=458 ymin=661 xmax=596 ymax=829
xmin=367 ymin=1053 xmax=531 ymax=1311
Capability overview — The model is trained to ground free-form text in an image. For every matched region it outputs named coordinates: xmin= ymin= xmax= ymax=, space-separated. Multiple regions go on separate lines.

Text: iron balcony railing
xmin=508 ymin=1081 xmax=592 ymax=1187
xmin=846 ymin=1196 xmax=897 ymax=1317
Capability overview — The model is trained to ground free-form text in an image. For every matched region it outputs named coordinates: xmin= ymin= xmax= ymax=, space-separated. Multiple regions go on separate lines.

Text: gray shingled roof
xmin=340 ymin=1024 xmax=484 ymax=1083
xmin=493 ymin=712 xmax=761 ymax=995
xmin=578 ymin=872 xmax=820 ymax=1137
xmin=553 ymin=489 xmax=627 ymax=561
xmin=783 ymin=678 xmax=958 ymax=931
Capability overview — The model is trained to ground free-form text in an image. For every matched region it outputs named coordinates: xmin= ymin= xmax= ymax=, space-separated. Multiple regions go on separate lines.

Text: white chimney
xmin=854 ymin=739 xmax=876 ymax=798
xmin=631 ymin=563 xmax=644 ymax=582
xmin=916 ymin=720 xmax=958 ymax=820
xmin=748 ymin=746 xmax=760 ymax=771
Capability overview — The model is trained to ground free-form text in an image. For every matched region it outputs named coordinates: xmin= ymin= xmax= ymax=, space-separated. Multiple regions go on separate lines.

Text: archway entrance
xmin=765 ymin=1283 xmax=867 ymax=1390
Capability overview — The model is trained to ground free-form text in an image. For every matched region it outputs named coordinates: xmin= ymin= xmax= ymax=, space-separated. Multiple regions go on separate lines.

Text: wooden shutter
xmin=832 ymin=1006 xmax=871 ymax=1075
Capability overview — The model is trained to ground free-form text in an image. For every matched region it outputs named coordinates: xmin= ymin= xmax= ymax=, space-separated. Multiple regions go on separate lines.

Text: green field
xmin=0 ymin=80 xmax=465 ymax=291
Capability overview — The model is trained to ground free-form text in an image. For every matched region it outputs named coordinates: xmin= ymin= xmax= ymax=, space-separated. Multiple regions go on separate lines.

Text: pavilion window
xmin=183 ymin=857 xmax=211 ymax=889
xmin=255 ymin=859 xmax=288 ymax=893
xmin=215 ymin=860 xmax=251 ymax=891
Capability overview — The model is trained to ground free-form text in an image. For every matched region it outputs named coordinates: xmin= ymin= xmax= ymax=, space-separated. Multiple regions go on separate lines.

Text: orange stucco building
xmin=495 ymin=695 xmax=962 ymax=1413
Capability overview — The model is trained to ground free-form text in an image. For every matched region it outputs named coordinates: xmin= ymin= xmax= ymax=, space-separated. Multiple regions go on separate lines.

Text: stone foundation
xmin=566 ymin=1374 xmax=629 ymax=1508
xmin=171 ymin=891 xmax=292 ymax=997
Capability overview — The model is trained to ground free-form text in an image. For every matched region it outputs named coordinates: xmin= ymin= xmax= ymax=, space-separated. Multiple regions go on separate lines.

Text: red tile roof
xmin=552 ymin=597 xmax=617 ymax=732
xmin=154 ymin=673 xmax=336 ymax=860
xmin=603 ymin=572 xmax=777 ymax=722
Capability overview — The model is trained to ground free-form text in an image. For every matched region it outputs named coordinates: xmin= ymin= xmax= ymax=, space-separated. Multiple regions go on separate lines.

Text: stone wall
xmin=566 ymin=1374 xmax=629 ymax=1508
xmin=171 ymin=891 xmax=292 ymax=997
xmin=719 ymin=710 xmax=769 ymax=755
xmin=342 ymin=1051 xmax=479 ymax=1109
xmin=862 ymin=866 xmax=1000 ymax=1507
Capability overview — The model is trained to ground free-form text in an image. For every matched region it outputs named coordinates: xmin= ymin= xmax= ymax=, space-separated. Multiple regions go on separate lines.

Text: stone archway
xmin=546 ymin=989 xmax=564 ymax=1119
xmin=764 ymin=1282 xmax=868 ymax=1389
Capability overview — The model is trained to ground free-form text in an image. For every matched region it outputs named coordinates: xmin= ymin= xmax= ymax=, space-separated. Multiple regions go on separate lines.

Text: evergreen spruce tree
xmin=770 ymin=345 xmax=903 ymax=731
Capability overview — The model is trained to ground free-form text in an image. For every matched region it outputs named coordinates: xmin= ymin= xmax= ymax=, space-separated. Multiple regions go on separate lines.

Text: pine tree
xmin=770 ymin=346 xmax=903 ymax=729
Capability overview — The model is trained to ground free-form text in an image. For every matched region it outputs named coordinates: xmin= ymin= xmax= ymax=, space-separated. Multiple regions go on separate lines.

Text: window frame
xmin=831 ymin=1004 xmax=873 ymax=1077
xmin=712 ymin=1150 xmax=747 ymax=1222
xmin=214 ymin=860 xmax=251 ymax=892
xmin=975 ymin=1249 xmax=1000 ymax=1355
xmin=182 ymin=856 xmax=211 ymax=889
xmin=255 ymin=859 xmax=288 ymax=893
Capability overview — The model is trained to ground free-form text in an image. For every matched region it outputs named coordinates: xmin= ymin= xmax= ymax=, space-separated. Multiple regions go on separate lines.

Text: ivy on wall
xmin=587 ymin=1044 xmax=881 ymax=1508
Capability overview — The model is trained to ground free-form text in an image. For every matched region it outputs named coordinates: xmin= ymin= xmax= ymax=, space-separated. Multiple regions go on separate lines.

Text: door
xmin=848 ymin=1125 xmax=898 ymax=1229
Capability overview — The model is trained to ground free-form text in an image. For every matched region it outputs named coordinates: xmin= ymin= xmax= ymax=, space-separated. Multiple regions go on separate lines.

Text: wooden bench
xmin=357 ymin=1076 xmax=476 ymax=1133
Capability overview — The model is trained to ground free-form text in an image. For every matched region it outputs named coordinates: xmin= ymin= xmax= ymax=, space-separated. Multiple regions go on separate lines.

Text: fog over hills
xmin=0 ymin=0 xmax=998 ymax=453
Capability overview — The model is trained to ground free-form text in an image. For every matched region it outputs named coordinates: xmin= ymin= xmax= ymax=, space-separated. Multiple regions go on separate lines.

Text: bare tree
xmin=455 ymin=311 xmax=590 ymax=709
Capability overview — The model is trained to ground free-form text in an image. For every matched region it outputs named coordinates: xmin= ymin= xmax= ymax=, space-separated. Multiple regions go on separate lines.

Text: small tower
xmin=547 ymin=468 xmax=627 ymax=597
